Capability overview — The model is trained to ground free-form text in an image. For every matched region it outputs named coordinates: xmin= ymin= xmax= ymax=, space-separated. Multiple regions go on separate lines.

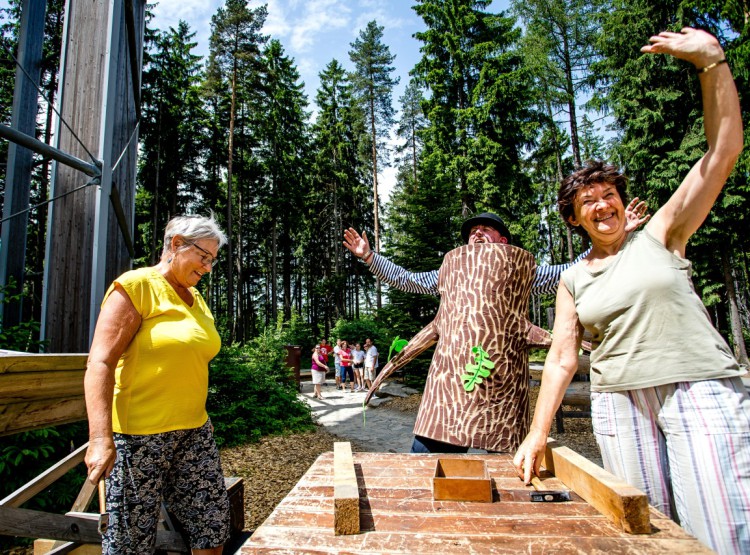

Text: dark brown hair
xmin=558 ymin=160 xmax=629 ymax=238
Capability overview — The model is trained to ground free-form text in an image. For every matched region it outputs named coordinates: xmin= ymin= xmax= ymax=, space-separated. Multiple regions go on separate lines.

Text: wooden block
xmin=543 ymin=440 xmax=651 ymax=534
xmin=433 ymin=458 xmax=492 ymax=503
xmin=225 ymin=476 xmax=245 ymax=535
xmin=333 ymin=442 xmax=359 ymax=535
xmin=34 ymin=539 xmax=101 ymax=554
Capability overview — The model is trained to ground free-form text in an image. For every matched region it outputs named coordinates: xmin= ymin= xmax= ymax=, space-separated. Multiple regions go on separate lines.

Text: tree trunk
xmin=370 ymin=96 xmax=382 ymax=310
xmin=721 ymin=248 xmax=749 ymax=366
xmin=226 ymin=61 xmax=237 ymax=342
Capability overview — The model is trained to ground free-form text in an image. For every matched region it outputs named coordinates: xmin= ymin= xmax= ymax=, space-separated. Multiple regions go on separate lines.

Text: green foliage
xmin=0 ymin=423 xmax=88 ymax=510
xmin=0 ymin=279 xmax=45 ymax=352
xmin=330 ymin=317 xmax=387 ymax=348
xmin=207 ymin=328 xmax=315 ymax=447
xmin=461 ymin=345 xmax=495 ymax=391
xmin=387 ymin=337 xmax=409 ymax=362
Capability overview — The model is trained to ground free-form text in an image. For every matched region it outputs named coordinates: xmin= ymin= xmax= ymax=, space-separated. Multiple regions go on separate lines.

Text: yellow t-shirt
xmin=105 ymin=267 xmax=221 ymax=434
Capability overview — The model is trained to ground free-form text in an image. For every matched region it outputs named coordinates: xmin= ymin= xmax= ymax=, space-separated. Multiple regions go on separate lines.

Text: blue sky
xmin=151 ymin=0 xmax=511 ymax=108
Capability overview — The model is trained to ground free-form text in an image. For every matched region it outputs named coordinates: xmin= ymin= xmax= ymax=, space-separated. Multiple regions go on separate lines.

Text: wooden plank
xmin=543 ymin=441 xmax=651 ymax=534
xmin=244 ymin=526 xmax=712 ymax=554
xmin=225 ymin=476 xmax=245 ymax=535
xmin=333 ymin=442 xmax=359 ymax=535
xmin=562 ymin=381 xmax=591 ymax=406
xmin=1 ymin=443 xmax=87 ymax=507
xmin=0 ymin=369 xmax=85 ymax=401
xmin=0 ymin=506 xmax=185 ymax=551
xmin=0 ymin=353 xmax=88 ymax=373
xmin=34 ymin=539 xmax=99 ymax=555
xmin=0 ymin=396 xmax=87 ymax=436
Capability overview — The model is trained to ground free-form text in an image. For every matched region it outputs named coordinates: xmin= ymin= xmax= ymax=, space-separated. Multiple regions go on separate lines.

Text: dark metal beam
xmin=0 ymin=124 xmax=101 ymax=179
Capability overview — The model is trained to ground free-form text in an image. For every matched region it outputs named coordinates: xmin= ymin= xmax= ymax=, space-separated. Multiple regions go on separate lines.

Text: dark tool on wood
xmin=530 ymin=476 xmax=571 ymax=502
xmin=98 ymin=477 xmax=109 ymax=534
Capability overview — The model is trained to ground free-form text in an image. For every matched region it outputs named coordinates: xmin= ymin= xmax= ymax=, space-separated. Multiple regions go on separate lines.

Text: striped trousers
xmin=591 ymin=377 xmax=750 ymax=555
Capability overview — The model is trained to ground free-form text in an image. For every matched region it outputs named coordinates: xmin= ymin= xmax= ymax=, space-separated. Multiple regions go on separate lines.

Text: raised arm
xmin=643 ymin=28 xmax=743 ymax=256
xmin=513 ymin=282 xmax=583 ymax=483
xmin=343 ymin=227 xmax=440 ymax=296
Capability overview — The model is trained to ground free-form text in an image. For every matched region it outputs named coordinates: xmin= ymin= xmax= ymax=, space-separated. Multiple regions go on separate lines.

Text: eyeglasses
xmin=187 ymin=242 xmax=219 ymax=268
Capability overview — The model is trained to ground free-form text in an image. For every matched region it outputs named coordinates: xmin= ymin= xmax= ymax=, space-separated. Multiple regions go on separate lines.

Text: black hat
xmin=460 ymin=212 xmax=512 ymax=244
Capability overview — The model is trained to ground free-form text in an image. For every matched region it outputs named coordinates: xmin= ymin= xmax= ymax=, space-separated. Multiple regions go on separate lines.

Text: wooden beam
xmin=1 ymin=443 xmax=87 ymax=507
xmin=333 ymin=442 xmax=359 ymax=535
xmin=0 ymin=396 xmax=87 ymax=436
xmin=0 ymin=352 xmax=88 ymax=373
xmin=543 ymin=440 xmax=651 ymax=534
xmin=0 ymin=506 xmax=186 ymax=551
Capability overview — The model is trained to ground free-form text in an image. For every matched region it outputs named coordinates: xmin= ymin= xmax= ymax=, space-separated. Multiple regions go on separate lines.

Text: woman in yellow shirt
xmin=84 ymin=214 xmax=229 ymax=554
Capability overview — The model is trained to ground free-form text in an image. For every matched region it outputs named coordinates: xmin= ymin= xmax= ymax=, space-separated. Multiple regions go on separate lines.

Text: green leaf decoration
xmin=388 ymin=337 xmax=409 ymax=362
xmin=461 ymin=345 xmax=495 ymax=392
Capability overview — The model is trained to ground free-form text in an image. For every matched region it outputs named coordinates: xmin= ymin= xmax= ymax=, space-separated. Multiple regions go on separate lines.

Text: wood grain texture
xmin=333 ymin=442 xmax=359 ymax=535
xmin=242 ymin=452 xmax=710 ymax=554
xmin=543 ymin=441 xmax=651 ymax=534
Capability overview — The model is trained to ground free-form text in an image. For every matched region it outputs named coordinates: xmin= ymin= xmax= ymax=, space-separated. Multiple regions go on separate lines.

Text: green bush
xmin=207 ymin=327 xmax=315 ymax=447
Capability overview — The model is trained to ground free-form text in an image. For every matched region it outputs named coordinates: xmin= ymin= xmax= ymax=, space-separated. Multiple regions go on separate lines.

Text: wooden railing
xmin=0 ymin=350 xmax=88 ymax=436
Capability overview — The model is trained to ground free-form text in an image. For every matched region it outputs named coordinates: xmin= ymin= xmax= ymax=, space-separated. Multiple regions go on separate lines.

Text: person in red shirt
xmin=339 ymin=341 xmax=354 ymax=392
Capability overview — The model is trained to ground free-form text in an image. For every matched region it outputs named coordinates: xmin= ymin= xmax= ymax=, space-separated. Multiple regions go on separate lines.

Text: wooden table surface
xmin=241 ymin=452 xmax=711 ymax=554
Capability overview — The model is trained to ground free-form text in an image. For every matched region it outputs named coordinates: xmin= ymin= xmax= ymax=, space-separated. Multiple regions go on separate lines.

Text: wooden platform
xmin=241 ymin=452 xmax=710 ymax=554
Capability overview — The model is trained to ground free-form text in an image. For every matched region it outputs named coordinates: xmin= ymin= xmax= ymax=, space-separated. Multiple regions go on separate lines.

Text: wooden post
xmin=0 ymin=0 xmax=46 ymax=327
xmin=42 ymin=0 xmax=144 ymax=352
xmin=333 ymin=442 xmax=359 ymax=535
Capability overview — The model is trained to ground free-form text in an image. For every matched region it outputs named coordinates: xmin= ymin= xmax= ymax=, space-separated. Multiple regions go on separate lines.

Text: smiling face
xmin=171 ymin=237 xmax=219 ymax=288
xmin=569 ymin=182 xmax=626 ymax=243
xmin=467 ymin=225 xmax=508 ymax=245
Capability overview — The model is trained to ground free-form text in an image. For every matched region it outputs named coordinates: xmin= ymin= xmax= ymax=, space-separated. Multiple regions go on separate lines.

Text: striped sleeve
xmin=367 ymin=253 xmax=440 ymax=296
xmin=532 ymin=249 xmax=590 ymax=295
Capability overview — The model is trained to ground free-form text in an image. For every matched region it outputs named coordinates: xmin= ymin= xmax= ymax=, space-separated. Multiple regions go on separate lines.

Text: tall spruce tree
xmin=138 ymin=21 xmax=207 ymax=263
xmin=309 ymin=60 xmax=369 ymax=328
xmin=348 ymin=20 xmax=399 ymax=309
xmin=411 ymin=0 xmax=538 ymax=245
xmin=256 ymin=39 xmax=310 ymax=322
xmin=206 ymin=0 xmax=267 ymax=341
xmin=395 ymin=79 xmax=426 ymax=191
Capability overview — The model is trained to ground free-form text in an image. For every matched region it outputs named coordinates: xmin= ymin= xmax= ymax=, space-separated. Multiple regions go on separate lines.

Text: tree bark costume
xmin=365 ymin=244 xmax=550 ymax=452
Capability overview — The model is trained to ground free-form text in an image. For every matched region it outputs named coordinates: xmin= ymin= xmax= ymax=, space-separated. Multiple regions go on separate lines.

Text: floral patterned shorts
xmin=103 ymin=419 xmax=230 ymax=554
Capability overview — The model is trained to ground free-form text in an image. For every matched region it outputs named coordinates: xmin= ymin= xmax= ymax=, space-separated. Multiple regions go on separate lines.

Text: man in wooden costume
xmin=363 ymin=214 xmax=543 ymax=453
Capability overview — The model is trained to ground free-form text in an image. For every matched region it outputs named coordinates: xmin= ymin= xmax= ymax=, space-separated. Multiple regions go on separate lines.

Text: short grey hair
xmin=162 ymin=213 xmax=227 ymax=255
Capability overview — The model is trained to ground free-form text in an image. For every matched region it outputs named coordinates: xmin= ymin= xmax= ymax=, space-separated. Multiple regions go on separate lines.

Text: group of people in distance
xmin=310 ymin=338 xmax=379 ymax=399
xmin=82 ymin=27 xmax=748 ymax=555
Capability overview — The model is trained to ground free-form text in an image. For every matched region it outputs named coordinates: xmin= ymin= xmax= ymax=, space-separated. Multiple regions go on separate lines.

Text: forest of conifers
xmin=1 ymin=0 xmax=748 ymax=363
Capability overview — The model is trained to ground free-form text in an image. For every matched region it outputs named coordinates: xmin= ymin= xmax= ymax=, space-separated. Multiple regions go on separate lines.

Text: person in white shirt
xmin=363 ymin=338 xmax=378 ymax=391
xmin=351 ymin=343 xmax=366 ymax=391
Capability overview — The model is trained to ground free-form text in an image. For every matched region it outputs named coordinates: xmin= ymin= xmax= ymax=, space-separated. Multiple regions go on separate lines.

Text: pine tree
xmin=206 ymin=0 xmax=267 ymax=341
xmin=349 ymin=20 xmax=399 ymax=309
xmin=411 ymin=0 xmax=538 ymax=244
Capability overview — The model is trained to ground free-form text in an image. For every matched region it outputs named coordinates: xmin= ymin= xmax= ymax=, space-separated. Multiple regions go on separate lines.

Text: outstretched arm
xmin=643 ymin=28 xmax=743 ymax=256
xmin=343 ymin=227 xmax=440 ymax=296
